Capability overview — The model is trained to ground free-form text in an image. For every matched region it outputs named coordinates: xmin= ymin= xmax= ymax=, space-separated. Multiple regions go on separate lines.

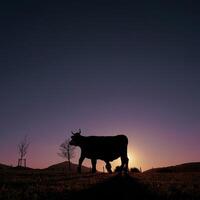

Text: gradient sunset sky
xmin=0 ymin=1 xmax=200 ymax=171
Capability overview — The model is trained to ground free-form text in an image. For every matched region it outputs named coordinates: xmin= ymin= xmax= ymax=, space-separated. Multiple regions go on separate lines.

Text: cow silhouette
xmin=69 ymin=129 xmax=129 ymax=173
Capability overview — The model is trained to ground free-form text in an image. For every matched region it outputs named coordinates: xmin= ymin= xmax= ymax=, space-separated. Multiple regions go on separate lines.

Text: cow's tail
xmin=121 ymin=135 xmax=129 ymax=172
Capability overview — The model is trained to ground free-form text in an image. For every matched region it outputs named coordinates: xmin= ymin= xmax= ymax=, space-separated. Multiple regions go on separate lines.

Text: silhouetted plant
xmin=18 ymin=135 xmax=30 ymax=167
xmin=58 ymin=138 xmax=75 ymax=171
xmin=130 ymin=167 xmax=141 ymax=173
xmin=114 ymin=166 xmax=122 ymax=173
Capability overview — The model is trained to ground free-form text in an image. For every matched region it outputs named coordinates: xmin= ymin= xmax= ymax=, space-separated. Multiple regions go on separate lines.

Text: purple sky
xmin=0 ymin=1 xmax=200 ymax=171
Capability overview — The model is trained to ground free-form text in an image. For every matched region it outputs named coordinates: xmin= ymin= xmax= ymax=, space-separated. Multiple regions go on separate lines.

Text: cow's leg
xmin=105 ymin=162 xmax=112 ymax=173
xmin=120 ymin=156 xmax=129 ymax=173
xmin=91 ymin=159 xmax=97 ymax=173
xmin=77 ymin=155 xmax=85 ymax=173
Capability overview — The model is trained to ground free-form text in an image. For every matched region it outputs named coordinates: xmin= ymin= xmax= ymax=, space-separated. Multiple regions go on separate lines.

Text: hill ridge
xmin=144 ymin=162 xmax=200 ymax=173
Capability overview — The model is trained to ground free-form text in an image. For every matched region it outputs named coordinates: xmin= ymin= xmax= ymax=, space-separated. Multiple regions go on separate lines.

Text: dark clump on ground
xmin=69 ymin=174 xmax=157 ymax=200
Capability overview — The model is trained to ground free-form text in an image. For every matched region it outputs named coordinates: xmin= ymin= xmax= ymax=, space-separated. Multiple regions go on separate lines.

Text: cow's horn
xmin=78 ymin=129 xmax=81 ymax=133
xmin=71 ymin=131 xmax=75 ymax=135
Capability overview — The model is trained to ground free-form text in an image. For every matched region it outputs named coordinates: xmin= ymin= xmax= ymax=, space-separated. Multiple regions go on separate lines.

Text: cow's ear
xmin=78 ymin=129 xmax=81 ymax=134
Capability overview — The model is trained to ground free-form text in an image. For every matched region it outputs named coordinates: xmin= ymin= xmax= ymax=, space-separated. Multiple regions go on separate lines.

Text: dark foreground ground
xmin=0 ymin=168 xmax=200 ymax=200
xmin=70 ymin=172 xmax=200 ymax=200
xmin=70 ymin=174 xmax=155 ymax=200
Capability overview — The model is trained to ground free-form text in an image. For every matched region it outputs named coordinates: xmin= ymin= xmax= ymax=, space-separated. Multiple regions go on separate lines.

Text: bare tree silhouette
xmin=58 ymin=138 xmax=76 ymax=171
xmin=18 ymin=135 xmax=30 ymax=167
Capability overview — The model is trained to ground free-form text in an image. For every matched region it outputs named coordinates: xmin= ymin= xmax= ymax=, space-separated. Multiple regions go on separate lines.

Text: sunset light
xmin=128 ymin=150 xmax=135 ymax=169
xmin=1 ymin=1 xmax=200 ymax=199
xmin=1 ymin=0 xmax=199 ymax=172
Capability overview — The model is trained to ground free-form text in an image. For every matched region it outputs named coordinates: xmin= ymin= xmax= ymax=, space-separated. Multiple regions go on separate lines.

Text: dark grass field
xmin=0 ymin=167 xmax=200 ymax=200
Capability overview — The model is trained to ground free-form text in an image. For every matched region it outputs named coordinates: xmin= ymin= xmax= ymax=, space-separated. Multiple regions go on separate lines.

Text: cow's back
xmin=81 ymin=135 xmax=128 ymax=161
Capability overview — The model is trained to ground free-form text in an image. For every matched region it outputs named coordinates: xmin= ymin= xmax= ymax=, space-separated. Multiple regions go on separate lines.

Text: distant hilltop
xmin=45 ymin=161 xmax=91 ymax=173
xmin=0 ymin=163 xmax=12 ymax=170
xmin=1 ymin=161 xmax=200 ymax=173
xmin=0 ymin=161 xmax=91 ymax=173
xmin=144 ymin=162 xmax=200 ymax=173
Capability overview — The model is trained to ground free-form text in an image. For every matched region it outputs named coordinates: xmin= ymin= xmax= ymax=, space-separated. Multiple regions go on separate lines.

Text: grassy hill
xmin=0 ymin=161 xmax=91 ymax=173
xmin=144 ymin=162 xmax=200 ymax=173
xmin=0 ymin=163 xmax=11 ymax=170
xmin=0 ymin=162 xmax=200 ymax=200
xmin=45 ymin=161 xmax=91 ymax=173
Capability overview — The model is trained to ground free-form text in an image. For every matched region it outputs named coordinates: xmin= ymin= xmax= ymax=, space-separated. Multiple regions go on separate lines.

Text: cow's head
xmin=69 ymin=129 xmax=82 ymax=146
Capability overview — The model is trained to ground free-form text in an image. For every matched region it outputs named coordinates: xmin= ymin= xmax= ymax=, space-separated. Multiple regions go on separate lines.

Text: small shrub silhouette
xmin=114 ymin=166 xmax=122 ymax=173
xmin=130 ymin=167 xmax=141 ymax=173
